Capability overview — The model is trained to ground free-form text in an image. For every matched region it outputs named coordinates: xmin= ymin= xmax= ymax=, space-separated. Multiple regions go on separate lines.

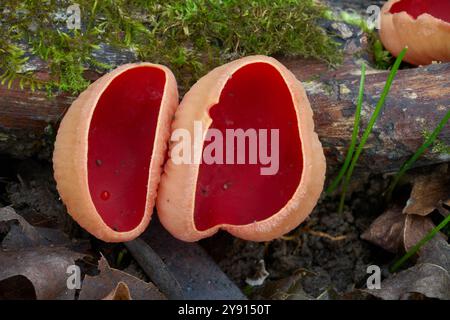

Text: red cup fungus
xmin=53 ymin=63 xmax=178 ymax=242
xmin=380 ymin=0 xmax=450 ymax=65
xmin=157 ymin=56 xmax=326 ymax=242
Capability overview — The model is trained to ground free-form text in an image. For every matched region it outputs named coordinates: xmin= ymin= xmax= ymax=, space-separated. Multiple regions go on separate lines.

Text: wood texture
xmin=284 ymin=60 xmax=450 ymax=173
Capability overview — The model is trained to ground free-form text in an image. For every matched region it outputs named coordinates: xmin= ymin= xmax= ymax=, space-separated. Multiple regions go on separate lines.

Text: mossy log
xmin=0 ymin=60 xmax=448 ymax=174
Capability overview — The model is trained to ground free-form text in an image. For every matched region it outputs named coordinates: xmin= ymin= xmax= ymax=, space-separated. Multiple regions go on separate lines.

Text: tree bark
xmin=283 ymin=59 xmax=450 ymax=173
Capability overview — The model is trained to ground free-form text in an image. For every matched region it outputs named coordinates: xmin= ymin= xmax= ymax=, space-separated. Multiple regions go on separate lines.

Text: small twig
xmin=303 ymin=229 xmax=347 ymax=241
xmin=125 ymin=238 xmax=184 ymax=299
xmin=281 ymin=228 xmax=347 ymax=242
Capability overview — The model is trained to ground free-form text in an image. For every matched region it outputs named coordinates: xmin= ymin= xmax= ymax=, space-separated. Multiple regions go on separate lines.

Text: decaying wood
xmin=284 ymin=60 xmax=450 ymax=173
xmin=0 ymin=60 xmax=448 ymax=174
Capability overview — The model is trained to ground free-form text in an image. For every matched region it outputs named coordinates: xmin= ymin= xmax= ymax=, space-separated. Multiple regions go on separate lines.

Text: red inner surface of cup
xmin=88 ymin=67 xmax=165 ymax=232
xmin=390 ymin=0 xmax=450 ymax=22
xmin=194 ymin=63 xmax=303 ymax=231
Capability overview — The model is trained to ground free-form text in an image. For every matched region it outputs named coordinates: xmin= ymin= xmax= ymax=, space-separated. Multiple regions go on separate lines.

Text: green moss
xmin=1 ymin=0 xmax=342 ymax=94
xmin=370 ymin=38 xmax=394 ymax=70
xmin=422 ymin=130 xmax=450 ymax=155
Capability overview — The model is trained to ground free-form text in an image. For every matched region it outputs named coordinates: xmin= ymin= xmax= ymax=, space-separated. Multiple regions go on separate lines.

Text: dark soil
xmin=0 ymin=155 xmax=395 ymax=298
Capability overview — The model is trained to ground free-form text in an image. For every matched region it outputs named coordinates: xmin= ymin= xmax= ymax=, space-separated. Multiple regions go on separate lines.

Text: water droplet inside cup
xmin=100 ymin=191 xmax=110 ymax=200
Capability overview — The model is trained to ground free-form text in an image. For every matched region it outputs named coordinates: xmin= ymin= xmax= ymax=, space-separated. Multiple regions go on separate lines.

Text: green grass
xmin=385 ymin=109 xmax=450 ymax=200
xmin=326 ymin=63 xmax=366 ymax=195
xmin=0 ymin=0 xmax=342 ymax=94
xmin=334 ymin=48 xmax=407 ymax=213
xmin=326 ymin=48 xmax=407 ymax=208
xmin=390 ymin=213 xmax=450 ymax=273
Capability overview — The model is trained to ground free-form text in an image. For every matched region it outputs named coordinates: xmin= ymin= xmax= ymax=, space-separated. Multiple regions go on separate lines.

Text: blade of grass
xmin=385 ymin=109 xmax=450 ymax=200
xmin=338 ymin=47 xmax=407 ymax=213
xmin=390 ymin=213 xmax=450 ymax=273
xmin=326 ymin=63 xmax=366 ymax=195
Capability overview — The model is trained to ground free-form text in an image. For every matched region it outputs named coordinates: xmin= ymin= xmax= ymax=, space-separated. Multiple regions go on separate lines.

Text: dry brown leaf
xmin=0 ymin=206 xmax=82 ymax=251
xmin=362 ymin=205 xmax=447 ymax=255
xmin=257 ymin=269 xmax=314 ymax=300
xmin=79 ymin=256 xmax=166 ymax=300
xmin=0 ymin=247 xmax=85 ymax=300
xmin=0 ymin=206 xmax=42 ymax=249
xmin=363 ymin=206 xmax=450 ymax=300
xmin=103 ymin=282 xmax=132 ymax=300
xmin=361 ymin=206 xmax=405 ymax=253
xmin=0 ymin=207 xmax=87 ymax=300
xmin=417 ymin=235 xmax=450 ymax=271
xmin=372 ymin=222 xmax=450 ymax=300
xmin=367 ymin=263 xmax=450 ymax=300
xmin=403 ymin=214 xmax=447 ymax=252
xmin=403 ymin=164 xmax=450 ymax=216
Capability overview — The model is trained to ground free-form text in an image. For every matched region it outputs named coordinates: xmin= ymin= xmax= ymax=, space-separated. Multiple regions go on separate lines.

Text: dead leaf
xmin=258 ymin=269 xmax=315 ymax=300
xmin=0 ymin=206 xmax=77 ymax=250
xmin=79 ymin=256 xmax=166 ymax=300
xmin=403 ymin=164 xmax=450 ymax=216
xmin=103 ymin=282 xmax=132 ymax=300
xmin=362 ymin=205 xmax=447 ymax=255
xmin=363 ymin=204 xmax=450 ymax=300
xmin=0 ymin=207 xmax=88 ymax=300
xmin=366 ymin=263 xmax=450 ymax=300
xmin=0 ymin=247 xmax=85 ymax=299
xmin=361 ymin=206 xmax=405 ymax=253
xmin=403 ymin=214 xmax=447 ymax=253
xmin=0 ymin=206 xmax=42 ymax=248
xmin=437 ymin=201 xmax=450 ymax=216
xmin=417 ymin=235 xmax=450 ymax=271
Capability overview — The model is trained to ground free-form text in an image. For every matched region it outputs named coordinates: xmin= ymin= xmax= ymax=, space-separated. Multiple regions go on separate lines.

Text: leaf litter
xmin=361 ymin=167 xmax=450 ymax=300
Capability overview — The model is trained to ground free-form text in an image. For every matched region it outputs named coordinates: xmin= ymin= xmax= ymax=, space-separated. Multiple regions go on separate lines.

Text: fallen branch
xmin=0 ymin=60 xmax=448 ymax=174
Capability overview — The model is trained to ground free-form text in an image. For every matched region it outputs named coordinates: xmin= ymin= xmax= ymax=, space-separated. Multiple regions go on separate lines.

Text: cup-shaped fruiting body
xmin=380 ymin=0 xmax=450 ymax=65
xmin=53 ymin=63 xmax=178 ymax=242
xmin=157 ymin=55 xmax=326 ymax=242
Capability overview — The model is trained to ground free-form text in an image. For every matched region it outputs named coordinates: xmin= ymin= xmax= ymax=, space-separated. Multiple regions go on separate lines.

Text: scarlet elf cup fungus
xmin=53 ymin=63 xmax=178 ymax=242
xmin=157 ymin=56 xmax=326 ymax=242
xmin=380 ymin=0 xmax=450 ymax=65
